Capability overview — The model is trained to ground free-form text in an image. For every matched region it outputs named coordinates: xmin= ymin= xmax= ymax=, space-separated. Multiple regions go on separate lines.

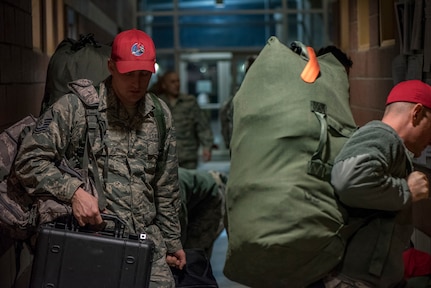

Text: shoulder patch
xmin=34 ymin=110 xmax=53 ymax=134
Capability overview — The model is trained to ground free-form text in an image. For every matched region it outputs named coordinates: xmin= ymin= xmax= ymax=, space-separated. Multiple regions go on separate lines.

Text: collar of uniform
xmin=98 ymin=80 xmax=109 ymax=112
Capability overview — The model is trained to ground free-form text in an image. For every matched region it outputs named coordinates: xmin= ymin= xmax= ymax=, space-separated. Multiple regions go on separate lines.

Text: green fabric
xmin=149 ymin=93 xmax=167 ymax=161
xmin=148 ymin=93 xmax=167 ymax=186
xmin=40 ymin=34 xmax=111 ymax=114
xmin=224 ymin=37 xmax=357 ymax=288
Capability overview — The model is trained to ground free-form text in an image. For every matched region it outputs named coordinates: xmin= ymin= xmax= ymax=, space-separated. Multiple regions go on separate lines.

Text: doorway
xmin=179 ymin=52 xmax=257 ymax=158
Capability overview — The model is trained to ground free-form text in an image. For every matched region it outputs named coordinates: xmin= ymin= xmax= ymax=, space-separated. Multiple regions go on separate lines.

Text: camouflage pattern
xmin=0 ymin=81 xmax=100 ymax=240
xmin=219 ymin=96 xmax=234 ymax=149
xmin=322 ymin=274 xmax=374 ymax=288
xmin=150 ymin=255 xmax=176 ymax=288
xmin=14 ymin=78 xmax=182 ymax=287
xmin=0 ymin=115 xmax=37 ymax=180
xmin=158 ymin=93 xmax=213 ymax=169
xmin=178 ymin=167 xmax=227 ymax=258
xmin=0 ymin=116 xmax=38 ymax=239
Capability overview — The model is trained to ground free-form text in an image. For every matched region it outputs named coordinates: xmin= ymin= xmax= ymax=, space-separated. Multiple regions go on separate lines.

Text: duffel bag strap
xmin=307 ymin=101 xmax=330 ymax=181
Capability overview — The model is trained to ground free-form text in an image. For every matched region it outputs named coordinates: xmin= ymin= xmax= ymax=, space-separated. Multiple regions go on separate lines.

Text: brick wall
xmin=347 ymin=0 xmax=399 ymax=127
xmin=0 ymin=0 xmax=136 ymax=132
xmin=0 ymin=0 xmax=49 ymax=131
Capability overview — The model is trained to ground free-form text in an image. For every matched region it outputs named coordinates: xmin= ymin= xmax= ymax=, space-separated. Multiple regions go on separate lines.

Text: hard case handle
xmin=76 ymin=213 xmax=127 ymax=238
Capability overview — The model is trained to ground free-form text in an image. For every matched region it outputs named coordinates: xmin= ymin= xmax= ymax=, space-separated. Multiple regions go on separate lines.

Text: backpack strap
xmin=149 ymin=93 xmax=166 ymax=152
xmin=68 ymin=79 xmax=108 ymax=210
xmin=149 ymin=93 xmax=167 ymax=177
xmin=307 ymin=100 xmax=357 ymax=182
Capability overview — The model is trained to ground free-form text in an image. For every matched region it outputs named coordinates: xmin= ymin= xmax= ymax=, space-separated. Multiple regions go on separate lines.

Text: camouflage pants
xmin=182 ymin=187 xmax=224 ymax=257
xmin=149 ymin=254 xmax=175 ymax=288
xmin=182 ymin=170 xmax=227 ymax=258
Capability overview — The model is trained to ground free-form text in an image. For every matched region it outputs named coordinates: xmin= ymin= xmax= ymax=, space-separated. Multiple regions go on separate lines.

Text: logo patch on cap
xmin=131 ymin=43 xmax=145 ymax=56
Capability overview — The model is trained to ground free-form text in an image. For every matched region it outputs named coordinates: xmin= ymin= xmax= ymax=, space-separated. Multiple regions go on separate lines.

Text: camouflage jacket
xmin=219 ymin=96 xmax=234 ymax=149
xmin=158 ymin=93 xmax=213 ymax=164
xmin=14 ymin=78 xmax=182 ymax=258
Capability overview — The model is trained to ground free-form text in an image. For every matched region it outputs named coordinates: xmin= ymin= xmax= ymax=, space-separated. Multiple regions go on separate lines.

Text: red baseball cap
xmin=386 ymin=80 xmax=431 ymax=109
xmin=111 ymin=29 xmax=156 ymax=73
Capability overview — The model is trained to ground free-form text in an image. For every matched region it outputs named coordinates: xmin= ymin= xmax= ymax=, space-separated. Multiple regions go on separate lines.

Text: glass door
xmin=179 ymin=52 xmax=232 ymax=158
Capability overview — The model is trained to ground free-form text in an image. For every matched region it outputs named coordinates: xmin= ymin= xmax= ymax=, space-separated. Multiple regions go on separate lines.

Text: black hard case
xmin=30 ymin=215 xmax=154 ymax=288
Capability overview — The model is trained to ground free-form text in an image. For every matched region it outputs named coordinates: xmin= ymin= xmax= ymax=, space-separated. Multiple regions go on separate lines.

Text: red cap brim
xmin=115 ymin=60 xmax=155 ymax=74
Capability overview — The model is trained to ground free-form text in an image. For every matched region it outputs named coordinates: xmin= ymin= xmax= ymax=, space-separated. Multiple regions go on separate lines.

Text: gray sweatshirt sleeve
xmin=331 ymin=122 xmax=412 ymax=211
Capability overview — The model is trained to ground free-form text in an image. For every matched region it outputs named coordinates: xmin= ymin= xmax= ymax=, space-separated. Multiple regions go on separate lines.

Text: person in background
xmin=157 ymin=71 xmax=214 ymax=169
xmin=14 ymin=29 xmax=185 ymax=288
xmin=178 ymin=167 xmax=227 ymax=258
xmin=325 ymin=80 xmax=431 ymax=287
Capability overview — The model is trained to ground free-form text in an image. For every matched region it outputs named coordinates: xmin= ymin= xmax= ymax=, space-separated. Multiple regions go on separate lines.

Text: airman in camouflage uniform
xmin=178 ymin=167 xmax=227 ymax=258
xmin=14 ymin=29 xmax=185 ymax=288
xmin=157 ymin=71 xmax=214 ymax=169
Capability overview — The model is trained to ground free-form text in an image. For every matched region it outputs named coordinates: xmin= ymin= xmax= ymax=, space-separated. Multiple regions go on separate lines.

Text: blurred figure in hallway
xmin=157 ymin=71 xmax=214 ymax=169
xmin=178 ymin=167 xmax=227 ymax=258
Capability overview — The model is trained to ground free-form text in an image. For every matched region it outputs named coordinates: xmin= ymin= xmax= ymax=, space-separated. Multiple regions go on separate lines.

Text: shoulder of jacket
xmin=67 ymin=79 xmax=99 ymax=107
xmin=179 ymin=93 xmax=197 ymax=101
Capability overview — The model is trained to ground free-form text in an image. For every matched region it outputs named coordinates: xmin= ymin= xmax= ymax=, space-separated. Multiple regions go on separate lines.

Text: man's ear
xmin=108 ymin=59 xmax=115 ymax=74
xmin=412 ymin=103 xmax=424 ymax=125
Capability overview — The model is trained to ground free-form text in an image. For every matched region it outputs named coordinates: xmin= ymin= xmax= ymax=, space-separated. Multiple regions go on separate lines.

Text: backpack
xmin=40 ymin=33 xmax=111 ymax=114
xmin=0 ymin=80 xmax=107 ymax=241
xmin=223 ymin=37 xmax=358 ymax=287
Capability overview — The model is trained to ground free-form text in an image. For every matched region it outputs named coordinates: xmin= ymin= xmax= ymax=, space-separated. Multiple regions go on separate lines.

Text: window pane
xmin=138 ymin=16 xmax=174 ymax=49
xmin=156 ymin=54 xmax=175 ymax=74
xmin=138 ymin=0 xmax=173 ymax=11
xmin=287 ymin=0 xmax=323 ymax=9
xmin=286 ymin=12 xmax=325 ymax=49
xmin=149 ymin=53 xmax=174 ymax=92
xmin=179 ymin=0 xmax=283 ymax=10
xmin=179 ymin=14 xmax=275 ymax=48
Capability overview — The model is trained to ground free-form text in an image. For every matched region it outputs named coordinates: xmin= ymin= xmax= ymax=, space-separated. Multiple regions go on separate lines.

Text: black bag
xmin=171 ymin=249 xmax=218 ymax=288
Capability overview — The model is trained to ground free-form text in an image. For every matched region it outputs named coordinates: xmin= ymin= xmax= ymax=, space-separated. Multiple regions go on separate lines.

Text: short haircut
xmin=317 ymin=46 xmax=353 ymax=69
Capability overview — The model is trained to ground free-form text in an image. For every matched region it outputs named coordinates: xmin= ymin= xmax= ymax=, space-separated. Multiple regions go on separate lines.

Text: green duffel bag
xmin=224 ymin=36 xmax=358 ymax=288
xmin=40 ymin=33 xmax=111 ymax=114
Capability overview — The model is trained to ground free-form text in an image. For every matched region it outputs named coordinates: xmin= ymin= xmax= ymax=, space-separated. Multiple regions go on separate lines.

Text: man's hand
xmin=166 ymin=249 xmax=187 ymax=270
xmin=71 ymin=187 xmax=103 ymax=226
xmin=202 ymin=148 xmax=212 ymax=162
xmin=407 ymin=171 xmax=429 ymax=202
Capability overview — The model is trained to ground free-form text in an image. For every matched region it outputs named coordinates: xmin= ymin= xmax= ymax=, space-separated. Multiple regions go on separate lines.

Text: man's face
xmin=108 ymin=60 xmax=152 ymax=106
xmin=162 ymin=72 xmax=180 ymax=97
